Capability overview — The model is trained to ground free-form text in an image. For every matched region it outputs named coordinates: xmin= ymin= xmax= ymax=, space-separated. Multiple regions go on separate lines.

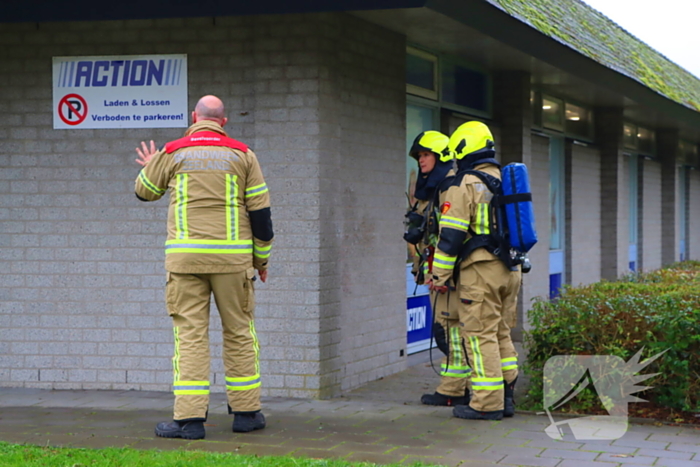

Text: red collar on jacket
xmin=165 ymin=131 xmax=248 ymax=153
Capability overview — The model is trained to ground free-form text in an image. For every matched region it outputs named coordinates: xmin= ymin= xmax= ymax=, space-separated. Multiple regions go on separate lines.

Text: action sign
xmin=52 ymin=54 xmax=188 ymax=129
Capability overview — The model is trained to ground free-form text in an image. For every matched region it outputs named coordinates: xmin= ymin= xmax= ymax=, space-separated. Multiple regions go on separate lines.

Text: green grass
xmin=0 ymin=442 xmax=440 ymax=467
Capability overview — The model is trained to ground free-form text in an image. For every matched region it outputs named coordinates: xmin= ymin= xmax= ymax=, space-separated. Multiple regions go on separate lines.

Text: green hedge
xmin=524 ymin=261 xmax=700 ymax=413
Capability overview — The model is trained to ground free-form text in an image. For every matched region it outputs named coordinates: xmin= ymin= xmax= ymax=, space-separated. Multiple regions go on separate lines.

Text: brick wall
xmin=0 ymin=12 xmax=407 ymax=397
xmin=596 ymin=109 xmax=629 ymax=280
xmin=569 ymin=144 xmax=601 ymax=286
xmin=315 ymin=14 xmax=406 ymax=395
xmin=657 ymin=131 xmax=680 ymax=265
xmin=641 ymin=159 xmax=662 ymax=272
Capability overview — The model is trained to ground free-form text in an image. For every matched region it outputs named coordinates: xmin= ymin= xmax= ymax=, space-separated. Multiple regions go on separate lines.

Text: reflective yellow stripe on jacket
xmin=440 ymin=215 xmax=470 ymax=232
xmin=138 ymin=170 xmax=166 ymax=196
xmin=174 ymin=173 xmax=189 ymax=239
xmin=433 ymin=252 xmax=457 ymax=272
xmin=226 ymin=174 xmax=239 ymax=241
xmin=254 ymin=243 xmax=271 ymax=260
xmin=165 ymin=239 xmax=253 ymax=254
xmin=245 ymin=183 xmax=268 ymax=198
xmin=474 ymin=203 xmax=490 ymax=235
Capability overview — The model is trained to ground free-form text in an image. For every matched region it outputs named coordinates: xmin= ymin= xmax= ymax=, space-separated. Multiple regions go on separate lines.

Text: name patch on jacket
xmin=165 ymin=131 xmax=248 ymax=153
xmin=173 ymin=150 xmax=239 ymax=171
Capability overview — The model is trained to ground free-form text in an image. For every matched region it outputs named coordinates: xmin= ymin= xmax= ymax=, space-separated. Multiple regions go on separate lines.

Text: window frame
xmin=439 ymin=55 xmax=492 ymax=118
xmin=541 ymin=95 xmax=565 ymax=132
xmin=406 ymin=44 xmax=493 ymax=120
xmin=406 ymin=46 xmax=439 ymax=101
xmin=532 ymin=91 xmax=594 ymax=143
xmin=623 ymin=121 xmax=656 ymax=158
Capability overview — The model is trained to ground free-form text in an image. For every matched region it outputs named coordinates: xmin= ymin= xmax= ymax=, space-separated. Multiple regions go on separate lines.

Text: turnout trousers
xmin=165 ymin=268 xmax=261 ymax=421
xmin=457 ymin=259 xmax=520 ymax=412
xmin=432 ymin=288 xmax=471 ymax=396
xmin=435 ymin=316 xmax=471 ymax=397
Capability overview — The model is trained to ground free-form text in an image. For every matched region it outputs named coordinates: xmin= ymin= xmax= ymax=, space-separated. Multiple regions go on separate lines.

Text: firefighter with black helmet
xmin=430 ymin=121 xmax=520 ymax=420
xmin=404 ymin=130 xmax=471 ymax=407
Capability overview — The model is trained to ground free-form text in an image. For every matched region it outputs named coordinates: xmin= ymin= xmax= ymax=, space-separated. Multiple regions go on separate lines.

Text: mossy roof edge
xmin=486 ymin=0 xmax=700 ymax=112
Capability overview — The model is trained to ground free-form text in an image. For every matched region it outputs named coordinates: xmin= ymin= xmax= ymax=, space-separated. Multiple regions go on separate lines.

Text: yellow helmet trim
xmin=448 ymin=121 xmax=494 ymax=160
xmin=410 ymin=131 xmax=452 ymax=162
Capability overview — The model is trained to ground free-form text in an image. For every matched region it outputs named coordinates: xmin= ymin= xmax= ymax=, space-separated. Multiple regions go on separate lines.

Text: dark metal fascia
xmin=0 ymin=0 xmax=428 ymax=23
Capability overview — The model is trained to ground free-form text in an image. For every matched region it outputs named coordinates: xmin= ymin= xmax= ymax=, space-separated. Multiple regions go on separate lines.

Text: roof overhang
xmin=423 ymin=0 xmax=700 ymax=134
xmin=0 ymin=0 xmax=425 ymax=23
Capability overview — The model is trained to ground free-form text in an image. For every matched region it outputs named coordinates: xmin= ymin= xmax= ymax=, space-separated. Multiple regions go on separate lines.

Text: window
xmin=623 ymin=122 xmax=655 ymax=156
xmin=406 ymin=47 xmax=438 ymax=100
xmin=441 ymin=60 xmax=489 ymax=112
xmin=678 ymin=165 xmax=688 ymax=261
xmin=624 ymin=123 xmax=637 ymax=149
xmin=542 ymin=96 xmax=564 ymax=132
xmin=549 ymin=137 xmax=565 ymax=298
xmin=531 ymin=91 xmax=541 ymax=127
xmin=405 ymin=103 xmax=437 ymax=261
xmin=637 ymin=127 xmax=655 ymax=154
xmin=628 ymin=154 xmax=639 ymax=272
xmin=406 ymin=47 xmax=493 ymax=117
xmin=532 ymin=92 xmax=592 ymax=139
xmin=684 ymin=141 xmax=699 ymax=168
xmin=564 ymin=103 xmax=591 ymax=138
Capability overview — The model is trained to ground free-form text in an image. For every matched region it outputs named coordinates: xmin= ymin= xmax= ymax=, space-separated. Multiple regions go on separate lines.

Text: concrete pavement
xmin=0 ymin=354 xmax=698 ymax=467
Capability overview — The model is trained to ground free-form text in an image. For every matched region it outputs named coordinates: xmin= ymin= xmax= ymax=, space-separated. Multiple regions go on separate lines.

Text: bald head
xmin=193 ymin=95 xmax=227 ymax=126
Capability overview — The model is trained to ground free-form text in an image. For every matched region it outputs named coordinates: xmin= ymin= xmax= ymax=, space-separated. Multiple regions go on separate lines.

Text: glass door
xmin=406 ymin=102 xmax=438 ymax=354
xmin=549 ymin=137 xmax=565 ymax=298
xmin=628 ymin=154 xmax=639 ymax=271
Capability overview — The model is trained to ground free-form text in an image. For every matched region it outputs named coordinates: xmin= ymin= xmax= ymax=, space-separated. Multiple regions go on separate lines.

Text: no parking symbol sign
xmin=57 ymin=94 xmax=88 ymax=125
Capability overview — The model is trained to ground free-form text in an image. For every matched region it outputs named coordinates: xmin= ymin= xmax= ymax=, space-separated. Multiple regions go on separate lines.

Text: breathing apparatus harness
xmin=450 ymin=151 xmax=532 ymax=274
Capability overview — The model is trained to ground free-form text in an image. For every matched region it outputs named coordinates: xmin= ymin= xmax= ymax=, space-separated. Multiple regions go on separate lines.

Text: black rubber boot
xmin=154 ymin=420 xmax=205 ymax=439
xmin=504 ymin=377 xmax=517 ymax=418
xmin=453 ymin=404 xmax=503 ymax=421
xmin=232 ymin=411 xmax=266 ymax=433
xmin=421 ymin=392 xmax=469 ymax=407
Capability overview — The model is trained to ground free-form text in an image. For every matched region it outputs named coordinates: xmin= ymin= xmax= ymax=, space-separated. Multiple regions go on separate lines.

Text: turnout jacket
xmin=134 ymin=121 xmax=273 ymax=274
xmin=410 ymin=169 xmax=456 ymax=282
xmin=410 ymin=198 xmax=431 ymax=282
xmin=432 ymin=163 xmax=500 ymax=287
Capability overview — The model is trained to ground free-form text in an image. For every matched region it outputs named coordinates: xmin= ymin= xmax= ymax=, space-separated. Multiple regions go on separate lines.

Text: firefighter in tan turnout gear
xmin=134 ymin=95 xmax=273 ymax=439
xmin=430 ymin=121 xmax=520 ymax=421
xmin=404 ymin=131 xmax=472 ymax=406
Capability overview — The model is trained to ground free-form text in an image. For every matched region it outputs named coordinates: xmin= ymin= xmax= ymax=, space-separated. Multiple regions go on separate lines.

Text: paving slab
xmin=653 ymin=461 xmax=700 ymax=467
xmin=1 ymin=352 xmax=698 ymax=466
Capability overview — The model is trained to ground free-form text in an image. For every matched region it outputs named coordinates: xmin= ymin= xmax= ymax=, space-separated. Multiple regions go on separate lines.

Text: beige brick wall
xmin=521 ymin=134 xmax=550 ymax=331
xmin=641 ymin=159 xmax=662 ymax=272
xmin=315 ymin=14 xmax=406 ymax=395
xmin=570 ymin=144 xmax=601 ymax=286
xmin=0 ymin=12 xmax=406 ymax=397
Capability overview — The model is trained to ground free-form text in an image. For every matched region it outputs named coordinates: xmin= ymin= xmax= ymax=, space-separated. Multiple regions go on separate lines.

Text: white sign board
xmin=52 ymin=54 xmax=188 ymax=129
